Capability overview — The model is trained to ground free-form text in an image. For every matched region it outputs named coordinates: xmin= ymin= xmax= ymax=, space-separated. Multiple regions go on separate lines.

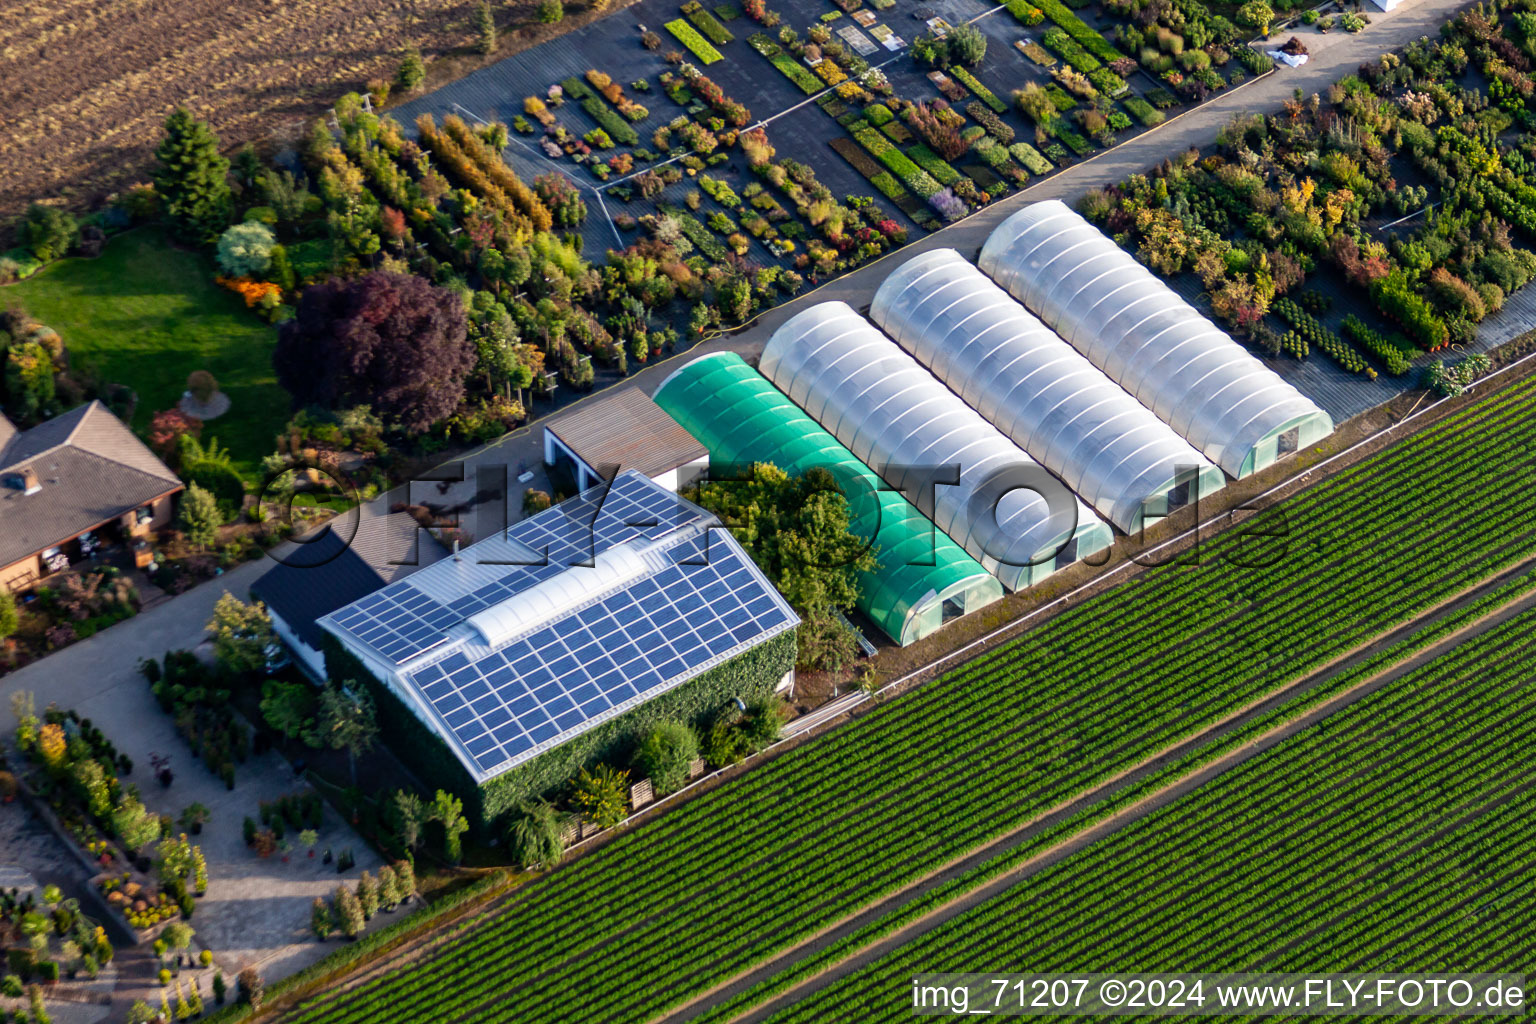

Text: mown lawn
xmin=5 ymin=226 xmax=288 ymax=482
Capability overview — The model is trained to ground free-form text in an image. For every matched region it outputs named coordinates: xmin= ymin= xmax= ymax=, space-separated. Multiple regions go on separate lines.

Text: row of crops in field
xmin=764 ymin=598 xmax=1536 ymax=1022
xmin=688 ymin=559 xmax=1536 ymax=1024
xmin=273 ymin=374 xmax=1536 ymax=1024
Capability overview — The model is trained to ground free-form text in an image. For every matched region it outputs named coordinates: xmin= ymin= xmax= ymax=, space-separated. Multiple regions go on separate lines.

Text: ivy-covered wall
xmin=322 ymin=628 xmax=796 ymax=830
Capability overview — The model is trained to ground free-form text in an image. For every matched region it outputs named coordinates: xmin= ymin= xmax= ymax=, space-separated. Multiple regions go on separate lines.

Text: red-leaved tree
xmin=273 ymin=271 xmax=474 ymax=432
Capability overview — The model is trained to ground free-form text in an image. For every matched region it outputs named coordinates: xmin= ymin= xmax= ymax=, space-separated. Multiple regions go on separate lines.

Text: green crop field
xmin=269 ymin=374 xmax=1536 ymax=1024
xmin=767 ymin=599 xmax=1536 ymax=1021
xmin=6 ymin=226 xmax=287 ymax=482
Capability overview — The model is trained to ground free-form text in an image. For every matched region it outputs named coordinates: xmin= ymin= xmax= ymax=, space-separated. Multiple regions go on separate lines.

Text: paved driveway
xmin=0 ymin=558 xmax=388 ymax=1013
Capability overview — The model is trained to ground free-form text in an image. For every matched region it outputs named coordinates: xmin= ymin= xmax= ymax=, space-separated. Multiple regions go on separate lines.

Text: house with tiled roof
xmin=0 ymin=402 xmax=183 ymax=594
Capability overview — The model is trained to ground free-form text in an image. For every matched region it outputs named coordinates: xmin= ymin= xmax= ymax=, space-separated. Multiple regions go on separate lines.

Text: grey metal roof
xmin=870 ymin=248 xmax=1225 ymax=532
xmin=545 ymin=387 xmax=707 ymax=480
xmin=760 ymin=301 xmax=1112 ymax=592
xmin=251 ymin=510 xmax=448 ymax=650
xmin=0 ymin=402 xmax=183 ymax=566
xmin=979 ymin=200 xmax=1334 ymax=478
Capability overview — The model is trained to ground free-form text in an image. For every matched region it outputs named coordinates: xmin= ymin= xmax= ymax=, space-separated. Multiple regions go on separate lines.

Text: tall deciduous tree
xmin=310 ymin=683 xmax=378 ymax=785
xmin=112 ymin=796 xmax=162 ymax=853
xmin=391 ymin=790 xmax=426 ymax=851
xmin=206 ymin=593 xmax=276 ymax=675
xmin=692 ymin=463 xmax=877 ymax=672
xmin=273 ymin=271 xmax=474 ymax=432
xmin=153 ymin=108 xmax=231 ymax=243
xmin=692 ymin=463 xmax=875 ymax=617
xmin=429 ymin=790 xmax=468 ymax=864
xmin=333 ymin=884 xmax=364 ymax=939
xmin=260 ymin=679 xmax=315 ymax=739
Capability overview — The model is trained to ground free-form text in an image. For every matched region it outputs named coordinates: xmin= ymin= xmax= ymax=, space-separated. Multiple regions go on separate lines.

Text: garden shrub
xmin=633 ymin=720 xmax=699 ymax=796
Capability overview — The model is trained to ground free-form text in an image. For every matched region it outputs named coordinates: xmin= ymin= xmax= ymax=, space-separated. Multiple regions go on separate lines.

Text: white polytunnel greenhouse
xmin=979 ymin=200 xmax=1335 ymax=479
xmin=760 ymin=301 xmax=1113 ymax=592
xmin=870 ymin=248 xmax=1226 ymax=533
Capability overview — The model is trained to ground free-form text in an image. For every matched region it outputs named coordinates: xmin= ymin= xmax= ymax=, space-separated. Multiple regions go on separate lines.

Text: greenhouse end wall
xmin=870 ymin=247 xmax=1226 ymax=532
xmin=761 ymin=301 xmax=1113 ymax=592
xmin=979 ymin=200 xmax=1335 ymax=479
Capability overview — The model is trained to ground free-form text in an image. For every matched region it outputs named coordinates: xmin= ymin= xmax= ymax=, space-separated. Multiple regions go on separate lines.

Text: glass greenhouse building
xmin=871 ymin=248 xmax=1226 ymax=533
xmin=761 ymin=302 xmax=1113 ymax=592
xmin=653 ymin=352 xmax=1002 ymax=647
xmin=979 ymin=200 xmax=1335 ymax=478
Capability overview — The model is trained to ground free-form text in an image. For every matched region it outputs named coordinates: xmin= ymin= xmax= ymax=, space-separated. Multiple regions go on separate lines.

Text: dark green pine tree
xmin=475 ymin=2 xmax=497 ymax=54
xmin=152 ymin=108 xmax=231 ymax=244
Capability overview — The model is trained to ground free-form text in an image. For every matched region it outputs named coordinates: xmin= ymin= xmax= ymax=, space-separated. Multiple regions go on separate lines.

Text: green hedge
xmin=1043 ymin=27 xmax=1102 ymax=72
xmin=773 ymin=54 xmax=821 ymax=93
xmin=951 ymin=67 xmax=1007 ymax=113
xmin=563 ymin=76 xmax=640 ymax=146
xmin=906 ymin=144 xmax=962 ymax=185
xmin=1009 ymin=142 xmax=1054 ymax=175
xmin=851 ymin=122 xmax=942 ymax=199
xmin=829 ymin=138 xmax=911 ymax=201
xmin=1002 ymin=0 xmax=1044 ymax=25
xmin=1052 ymin=123 xmax=1095 ymax=155
xmin=1122 ymin=95 xmax=1165 ymax=126
xmin=1036 ymin=0 xmax=1129 ymax=64
xmin=324 ymin=629 xmax=795 ymax=829
xmin=682 ymin=0 xmax=735 ymax=43
xmin=666 ymin=19 xmax=725 ymax=63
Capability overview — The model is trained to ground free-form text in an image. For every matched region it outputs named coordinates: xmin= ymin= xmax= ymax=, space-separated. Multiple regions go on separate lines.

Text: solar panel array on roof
xmin=407 ymin=530 xmax=789 ymax=773
xmin=319 ymin=471 xmax=797 ymax=783
xmin=328 ymin=587 xmax=459 ymax=664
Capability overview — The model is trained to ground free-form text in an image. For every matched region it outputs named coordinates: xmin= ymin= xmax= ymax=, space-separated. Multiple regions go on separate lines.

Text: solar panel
xmin=323 ymin=472 xmax=797 ymax=782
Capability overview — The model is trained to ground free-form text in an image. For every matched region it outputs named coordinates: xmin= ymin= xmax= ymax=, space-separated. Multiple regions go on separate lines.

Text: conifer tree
xmin=377 ymin=864 xmax=400 ymax=910
xmin=476 ymin=2 xmax=496 ymax=54
xmin=334 ymin=884 xmax=365 ymax=939
xmin=396 ymin=47 xmax=426 ymax=92
xmin=152 ymin=108 xmax=231 ymax=243
xmin=356 ymin=870 xmax=380 ymax=919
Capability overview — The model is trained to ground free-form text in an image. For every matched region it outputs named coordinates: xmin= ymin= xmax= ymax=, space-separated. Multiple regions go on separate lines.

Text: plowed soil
xmin=0 ymin=0 xmax=610 ymax=225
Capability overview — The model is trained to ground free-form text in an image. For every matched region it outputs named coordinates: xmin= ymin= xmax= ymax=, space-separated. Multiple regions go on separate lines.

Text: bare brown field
xmin=0 ymin=0 xmax=616 ymax=225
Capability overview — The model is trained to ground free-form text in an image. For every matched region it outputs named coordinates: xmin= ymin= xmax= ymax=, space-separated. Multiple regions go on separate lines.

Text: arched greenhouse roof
xmin=760 ymin=301 xmax=1113 ymax=592
xmin=870 ymin=248 xmax=1225 ymax=533
xmin=652 ymin=352 xmax=1002 ymax=646
xmin=979 ymin=200 xmax=1334 ymax=478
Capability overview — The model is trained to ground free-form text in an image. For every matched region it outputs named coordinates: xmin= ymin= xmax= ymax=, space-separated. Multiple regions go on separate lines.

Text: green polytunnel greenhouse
xmin=653 ymin=352 xmax=1003 ymax=647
